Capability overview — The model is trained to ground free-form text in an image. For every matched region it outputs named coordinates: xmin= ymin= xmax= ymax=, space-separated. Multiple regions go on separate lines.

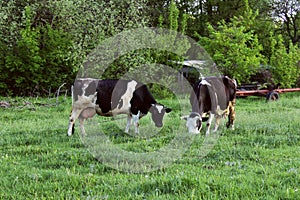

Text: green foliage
xmin=0 ymin=0 xmax=149 ymax=96
xmin=198 ymin=15 xmax=264 ymax=83
xmin=1 ymin=0 xmax=300 ymax=96
xmin=181 ymin=13 xmax=188 ymax=35
xmin=38 ymin=25 xmax=76 ymax=87
xmin=0 ymin=6 xmax=76 ymax=96
xmin=1 ymin=6 xmax=42 ymax=95
xmin=196 ymin=0 xmax=300 ymax=87
xmin=269 ymin=34 xmax=300 ymax=88
xmin=98 ymin=1 xmax=191 ymax=98
xmin=168 ymin=0 xmax=179 ymax=31
xmin=159 ymin=0 xmax=188 ymax=34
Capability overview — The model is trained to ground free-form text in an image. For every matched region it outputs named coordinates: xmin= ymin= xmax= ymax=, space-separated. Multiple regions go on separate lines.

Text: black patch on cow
xmin=85 ymin=80 xmax=98 ymax=96
xmin=130 ymin=84 xmax=157 ymax=115
xmin=189 ymin=112 xmax=200 ymax=118
xmin=202 ymin=116 xmax=209 ymax=122
xmin=72 ymin=123 xmax=74 ymax=134
xmin=96 ymin=80 xmax=124 ymax=113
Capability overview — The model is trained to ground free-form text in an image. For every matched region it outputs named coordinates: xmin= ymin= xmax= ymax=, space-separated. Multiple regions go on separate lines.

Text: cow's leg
xmin=206 ymin=113 xmax=214 ymax=135
xmin=78 ymin=107 xmax=97 ymax=136
xmin=79 ymin=116 xmax=86 ymax=136
xmin=213 ymin=115 xmax=222 ymax=132
xmin=68 ymin=107 xmax=96 ymax=136
xmin=132 ymin=111 xmax=140 ymax=134
xmin=68 ymin=117 xmax=75 ymax=136
xmin=125 ymin=115 xmax=132 ymax=133
xmin=68 ymin=110 xmax=80 ymax=136
xmin=226 ymin=100 xmax=236 ymax=130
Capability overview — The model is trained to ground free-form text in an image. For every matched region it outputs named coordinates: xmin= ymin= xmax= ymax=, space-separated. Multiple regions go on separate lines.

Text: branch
xmin=56 ymin=83 xmax=66 ymax=106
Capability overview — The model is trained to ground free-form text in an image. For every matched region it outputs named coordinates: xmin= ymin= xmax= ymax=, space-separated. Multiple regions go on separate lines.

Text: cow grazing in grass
xmin=68 ymin=79 xmax=172 ymax=136
xmin=95 ymin=79 xmax=172 ymax=134
xmin=182 ymin=76 xmax=237 ymax=135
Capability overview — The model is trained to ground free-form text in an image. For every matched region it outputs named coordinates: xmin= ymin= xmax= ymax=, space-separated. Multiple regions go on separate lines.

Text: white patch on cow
xmin=214 ymin=92 xmax=218 ymax=102
xmin=156 ymin=104 xmax=164 ymax=113
xmin=200 ymin=79 xmax=211 ymax=86
xmin=112 ymin=80 xmax=138 ymax=115
xmin=186 ymin=114 xmax=201 ymax=134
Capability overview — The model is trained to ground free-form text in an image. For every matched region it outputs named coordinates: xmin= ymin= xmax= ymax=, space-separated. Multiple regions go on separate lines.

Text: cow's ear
xmin=165 ymin=107 xmax=172 ymax=113
xmin=180 ymin=115 xmax=188 ymax=120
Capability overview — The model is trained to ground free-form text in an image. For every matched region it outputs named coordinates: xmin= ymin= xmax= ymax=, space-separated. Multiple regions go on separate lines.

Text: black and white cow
xmin=182 ymin=76 xmax=237 ymax=135
xmin=67 ymin=79 xmax=172 ymax=136
xmin=95 ymin=79 xmax=171 ymax=134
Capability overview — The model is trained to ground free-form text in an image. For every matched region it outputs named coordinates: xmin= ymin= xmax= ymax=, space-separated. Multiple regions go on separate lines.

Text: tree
xmin=272 ymin=0 xmax=300 ymax=47
xmin=0 ymin=0 xmax=150 ymax=96
xmin=269 ymin=33 xmax=300 ymax=87
xmin=197 ymin=1 xmax=264 ymax=83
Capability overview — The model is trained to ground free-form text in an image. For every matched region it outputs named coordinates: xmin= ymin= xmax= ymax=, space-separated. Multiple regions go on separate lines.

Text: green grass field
xmin=1 ymin=94 xmax=299 ymax=199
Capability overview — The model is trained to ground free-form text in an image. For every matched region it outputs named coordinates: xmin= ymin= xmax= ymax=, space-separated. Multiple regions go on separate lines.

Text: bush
xmin=0 ymin=6 xmax=77 ymax=96
xmin=269 ymin=34 xmax=300 ymax=88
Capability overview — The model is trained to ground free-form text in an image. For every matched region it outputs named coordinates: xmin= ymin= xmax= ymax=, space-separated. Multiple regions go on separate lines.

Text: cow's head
xmin=149 ymin=103 xmax=172 ymax=127
xmin=181 ymin=112 xmax=202 ymax=134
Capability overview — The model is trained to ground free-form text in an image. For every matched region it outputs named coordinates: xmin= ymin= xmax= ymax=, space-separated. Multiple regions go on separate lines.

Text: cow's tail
xmin=71 ymin=85 xmax=74 ymax=106
xmin=68 ymin=85 xmax=75 ymax=136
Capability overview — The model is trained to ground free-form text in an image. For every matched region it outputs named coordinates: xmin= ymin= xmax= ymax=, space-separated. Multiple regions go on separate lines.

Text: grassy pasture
xmin=0 ymin=94 xmax=299 ymax=199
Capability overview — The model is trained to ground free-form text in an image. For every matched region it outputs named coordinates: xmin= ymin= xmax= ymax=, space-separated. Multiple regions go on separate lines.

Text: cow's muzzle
xmin=155 ymin=123 xmax=163 ymax=128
